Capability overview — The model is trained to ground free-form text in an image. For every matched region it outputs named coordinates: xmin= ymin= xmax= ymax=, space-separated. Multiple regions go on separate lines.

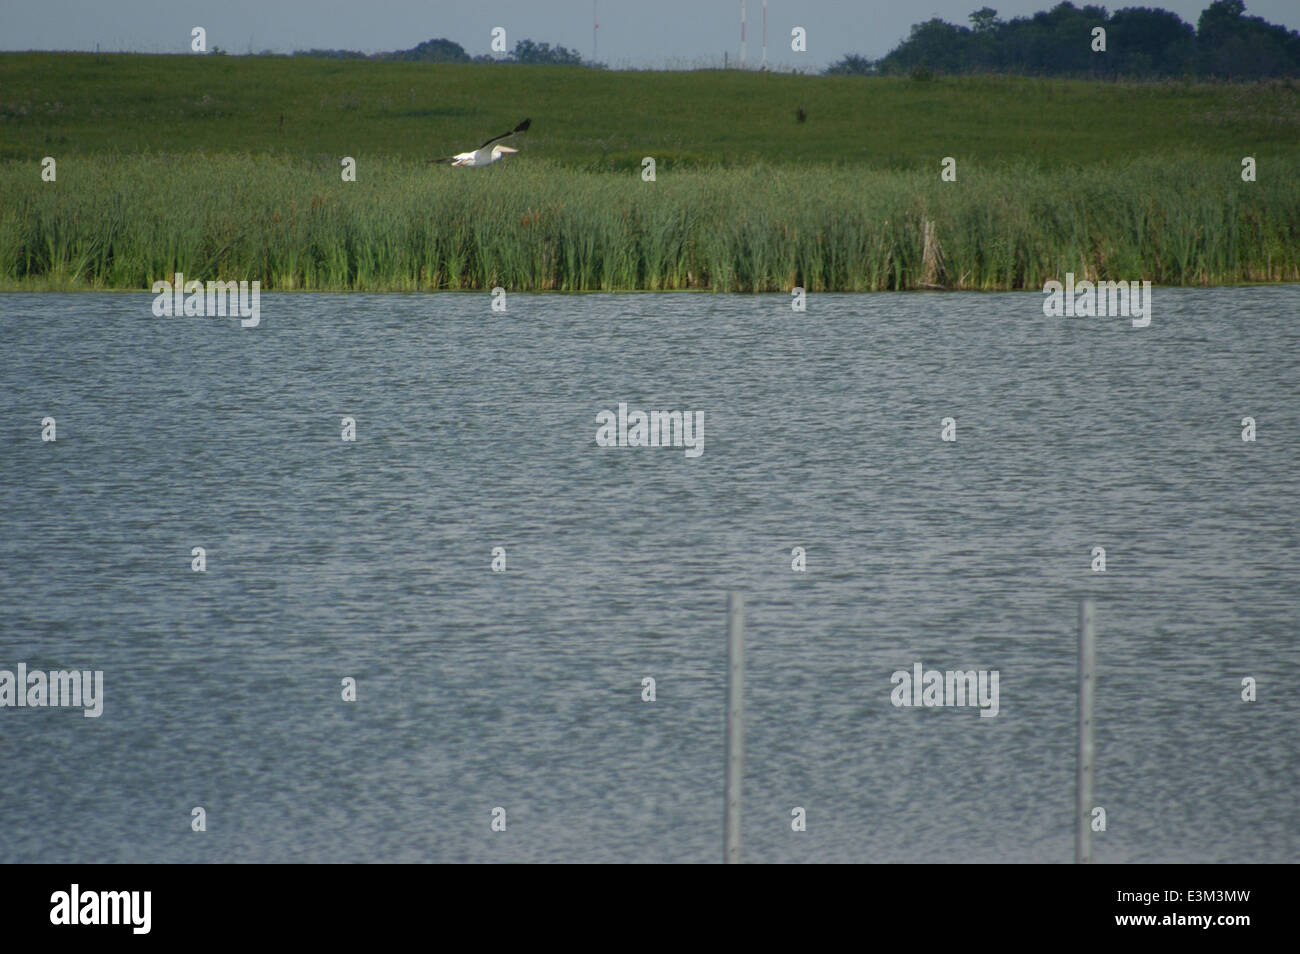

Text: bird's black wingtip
xmin=517 ymin=118 xmax=531 ymax=133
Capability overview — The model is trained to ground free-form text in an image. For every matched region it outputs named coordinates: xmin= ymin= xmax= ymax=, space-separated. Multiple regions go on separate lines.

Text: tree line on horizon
xmin=829 ymin=0 xmax=1300 ymax=79
xmin=288 ymin=0 xmax=1298 ymax=80
xmin=293 ymin=37 xmax=594 ymax=68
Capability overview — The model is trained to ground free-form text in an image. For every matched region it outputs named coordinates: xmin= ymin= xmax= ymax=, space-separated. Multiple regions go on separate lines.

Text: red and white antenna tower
xmin=740 ymin=1 xmax=747 ymax=69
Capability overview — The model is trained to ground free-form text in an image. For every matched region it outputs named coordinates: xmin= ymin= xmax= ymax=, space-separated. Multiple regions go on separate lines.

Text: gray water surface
xmin=1 ymin=288 xmax=1297 ymax=863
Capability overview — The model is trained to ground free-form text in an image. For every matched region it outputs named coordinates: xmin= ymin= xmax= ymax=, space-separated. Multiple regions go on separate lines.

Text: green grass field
xmin=2 ymin=53 xmax=1298 ymax=290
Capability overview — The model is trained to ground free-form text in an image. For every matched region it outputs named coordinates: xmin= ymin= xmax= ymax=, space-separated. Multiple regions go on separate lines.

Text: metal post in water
xmin=1076 ymin=598 xmax=1096 ymax=864
xmin=724 ymin=592 xmax=745 ymax=863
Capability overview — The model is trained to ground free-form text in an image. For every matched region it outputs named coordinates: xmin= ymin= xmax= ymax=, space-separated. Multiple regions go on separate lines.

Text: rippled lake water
xmin=1 ymin=288 xmax=1297 ymax=863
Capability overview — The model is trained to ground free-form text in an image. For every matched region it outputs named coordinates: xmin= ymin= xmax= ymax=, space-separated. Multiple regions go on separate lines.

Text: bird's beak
xmin=497 ymin=147 xmax=519 ymax=154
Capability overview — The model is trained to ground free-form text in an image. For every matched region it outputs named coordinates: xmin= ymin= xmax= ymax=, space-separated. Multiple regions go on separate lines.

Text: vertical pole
xmin=762 ymin=0 xmax=767 ymax=70
xmin=1076 ymin=598 xmax=1096 ymax=864
xmin=593 ymin=1 xmax=597 ymax=62
xmin=724 ymin=592 xmax=745 ymax=863
xmin=740 ymin=0 xmax=747 ymax=70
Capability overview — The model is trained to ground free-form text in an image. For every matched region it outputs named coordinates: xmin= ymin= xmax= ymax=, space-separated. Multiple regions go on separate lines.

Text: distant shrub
xmin=509 ymin=40 xmax=587 ymax=66
xmin=381 ymin=39 xmax=471 ymax=63
xmin=824 ymin=54 xmax=875 ymax=76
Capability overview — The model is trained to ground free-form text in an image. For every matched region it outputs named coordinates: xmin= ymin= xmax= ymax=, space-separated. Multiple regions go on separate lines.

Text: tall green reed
xmin=1 ymin=154 xmax=1296 ymax=291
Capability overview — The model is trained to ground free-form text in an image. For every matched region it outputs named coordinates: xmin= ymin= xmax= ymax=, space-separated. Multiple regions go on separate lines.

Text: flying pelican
xmin=431 ymin=118 xmax=531 ymax=167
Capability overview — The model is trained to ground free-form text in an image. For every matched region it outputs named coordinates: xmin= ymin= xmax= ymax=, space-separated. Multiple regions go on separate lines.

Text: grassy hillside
xmin=3 ymin=53 xmax=1298 ymax=170
xmin=1 ymin=53 xmax=1298 ymax=291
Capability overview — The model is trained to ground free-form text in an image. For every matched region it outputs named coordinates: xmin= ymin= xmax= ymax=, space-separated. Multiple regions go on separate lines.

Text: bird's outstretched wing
xmin=476 ymin=118 xmax=531 ymax=150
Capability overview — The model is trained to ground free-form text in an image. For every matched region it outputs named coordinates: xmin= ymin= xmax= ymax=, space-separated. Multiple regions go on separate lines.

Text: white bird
xmin=431 ymin=118 xmax=531 ymax=167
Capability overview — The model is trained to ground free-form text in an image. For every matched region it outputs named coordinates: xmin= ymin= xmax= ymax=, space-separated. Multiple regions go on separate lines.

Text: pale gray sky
xmin=2 ymin=0 xmax=1297 ymax=69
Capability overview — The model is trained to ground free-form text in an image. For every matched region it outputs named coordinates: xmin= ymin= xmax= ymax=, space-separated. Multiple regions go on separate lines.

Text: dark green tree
xmin=824 ymin=53 xmax=875 ymax=75
xmin=1197 ymin=0 xmax=1300 ymax=77
xmin=510 ymin=40 xmax=585 ymax=65
xmin=386 ymin=38 xmax=471 ymax=63
xmin=1107 ymin=7 xmax=1196 ymax=76
xmin=875 ymin=18 xmax=977 ymax=74
xmin=970 ymin=7 xmax=1002 ymax=33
